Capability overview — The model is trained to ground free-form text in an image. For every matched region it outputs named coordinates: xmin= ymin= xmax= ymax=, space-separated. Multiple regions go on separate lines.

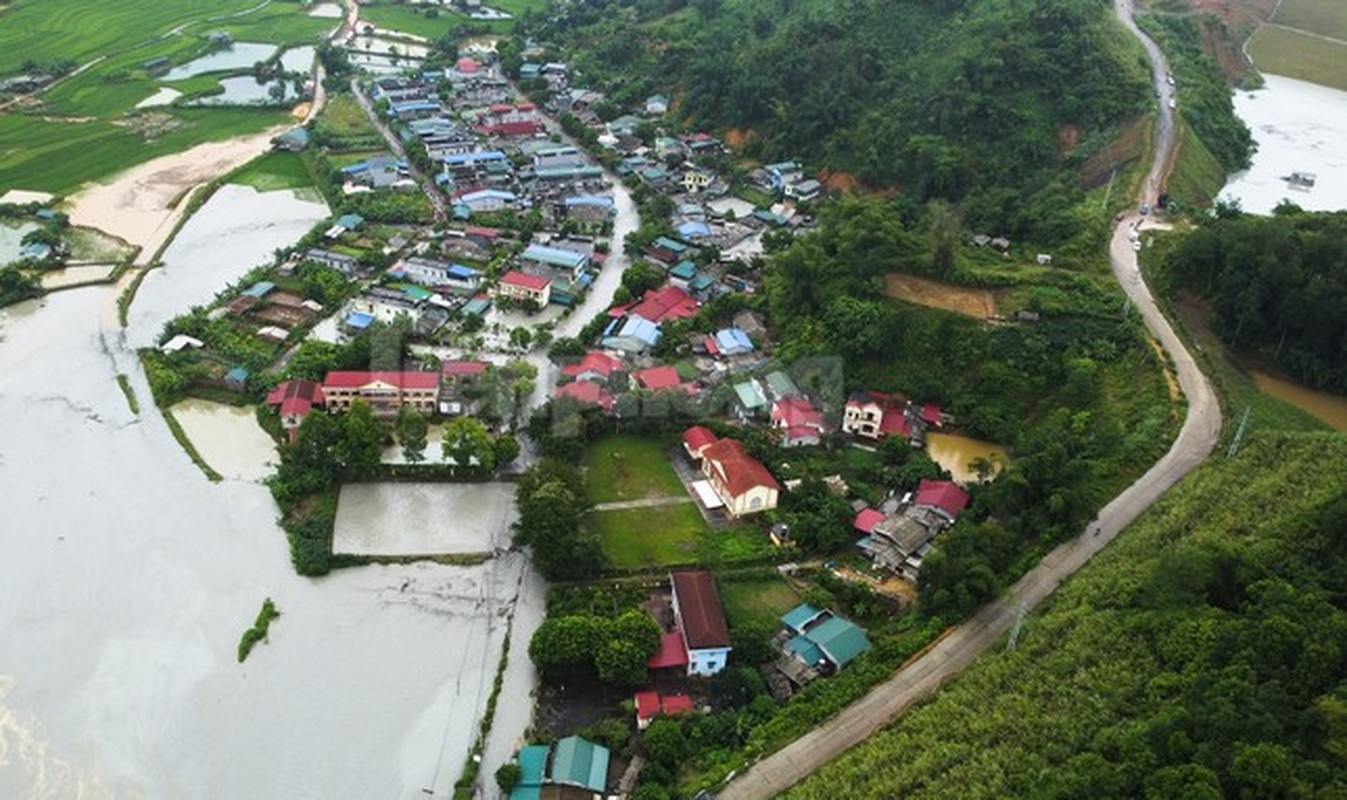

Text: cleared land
xmin=1271 ymin=0 xmax=1347 ymax=41
xmin=584 ymin=435 xmax=687 ymax=504
xmin=592 ymin=503 xmax=708 ymax=568
xmin=1246 ymin=25 xmax=1347 ymax=91
xmin=720 ymin=577 xmax=802 ymax=628
xmin=883 ymin=273 xmax=998 ymax=318
xmin=229 ymin=151 xmax=315 ymax=192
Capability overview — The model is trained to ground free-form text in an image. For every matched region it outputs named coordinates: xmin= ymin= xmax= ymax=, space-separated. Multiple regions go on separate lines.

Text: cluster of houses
xmin=853 ymin=478 xmax=971 ymax=582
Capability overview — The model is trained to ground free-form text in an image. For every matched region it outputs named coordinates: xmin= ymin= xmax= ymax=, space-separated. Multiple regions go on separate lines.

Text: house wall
xmin=729 ymin=485 xmax=778 ymax=517
xmin=687 ymin=646 xmax=731 ymax=677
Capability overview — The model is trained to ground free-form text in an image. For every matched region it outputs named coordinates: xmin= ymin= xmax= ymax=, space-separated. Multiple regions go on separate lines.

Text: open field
xmin=0 ymin=108 xmax=290 ymax=195
xmin=583 ymin=435 xmax=686 ymax=504
xmin=883 ymin=273 xmax=998 ymax=318
xmin=359 ymin=4 xmax=459 ymax=40
xmin=1271 ymin=0 xmax=1347 ymax=41
xmin=1246 ymin=25 xmax=1347 ymax=91
xmin=229 ymin=151 xmax=314 ymax=192
xmin=592 ymin=503 xmax=708 ymax=568
xmin=0 ymin=0 xmax=260 ymax=75
xmin=719 ymin=576 xmax=801 ymax=628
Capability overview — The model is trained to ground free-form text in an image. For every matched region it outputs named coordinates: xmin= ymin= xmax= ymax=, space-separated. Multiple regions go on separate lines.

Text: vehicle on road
xmin=1133 ymin=240 xmax=1142 ymax=252
xmin=1139 ymin=203 xmax=1150 ymax=215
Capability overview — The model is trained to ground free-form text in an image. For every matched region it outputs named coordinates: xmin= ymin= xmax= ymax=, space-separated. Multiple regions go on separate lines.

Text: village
xmin=97 ymin=32 xmax=1000 ymax=800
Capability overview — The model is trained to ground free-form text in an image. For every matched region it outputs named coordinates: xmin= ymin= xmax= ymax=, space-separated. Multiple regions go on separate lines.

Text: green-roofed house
xmin=550 ymin=735 xmax=610 ymax=793
xmin=507 ymin=744 xmax=549 ymax=800
xmin=781 ymin=603 xmax=871 ymax=672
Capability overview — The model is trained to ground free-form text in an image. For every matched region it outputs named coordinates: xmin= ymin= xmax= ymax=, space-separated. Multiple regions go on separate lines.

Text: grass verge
xmin=237 ymin=598 xmax=281 ymax=663
xmin=116 ymin=373 xmax=140 ymax=415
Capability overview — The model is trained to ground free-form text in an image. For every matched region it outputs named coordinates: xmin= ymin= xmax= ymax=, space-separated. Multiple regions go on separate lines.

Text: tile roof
xmin=703 ymin=437 xmax=780 ymax=496
xmin=772 ymin=396 xmax=822 ymax=430
xmin=915 ymin=479 xmax=970 ymax=518
xmin=632 ymin=365 xmax=682 ymax=391
xmin=646 ymin=631 xmax=689 ymax=669
xmin=672 ymin=570 xmax=731 ymax=650
xmin=628 ymin=285 xmax=697 ymax=323
xmin=500 ymin=270 xmax=550 ymax=291
xmin=682 ymin=425 xmax=718 ymax=455
xmin=322 ymin=371 xmax=439 ymax=390
xmin=442 ymin=360 xmax=488 ymax=377
xmin=561 ymin=351 xmax=621 ymax=380
xmin=853 ymin=508 xmax=886 ymax=534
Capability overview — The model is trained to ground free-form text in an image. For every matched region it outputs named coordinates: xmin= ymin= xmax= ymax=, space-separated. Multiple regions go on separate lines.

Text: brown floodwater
xmin=925 ymin=432 xmax=1008 ymax=484
xmin=1251 ymin=370 xmax=1347 ymax=430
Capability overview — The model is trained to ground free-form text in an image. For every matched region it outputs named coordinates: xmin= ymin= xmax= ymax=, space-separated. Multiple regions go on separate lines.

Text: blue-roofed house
xmin=335 ymin=213 xmax=364 ymax=230
xmin=242 ymin=280 xmax=275 ymax=299
xmin=677 ymin=220 xmax=712 ymax=241
xmin=344 ymin=311 xmax=375 ymax=332
xmin=225 ymin=367 xmax=250 ymax=391
xmin=457 ymin=189 xmax=518 ymax=212
xmin=715 ymin=327 xmax=755 ymax=356
xmin=780 ymin=604 xmax=871 ymax=676
xmin=520 ymin=243 xmax=590 ymax=281
xmin=388 ymin=99 xmax=443 ymax=120
xmin=602 ymin=315 xmax=662 ymax=353
xmin=18 ymin=242 xmax=53 ymax=262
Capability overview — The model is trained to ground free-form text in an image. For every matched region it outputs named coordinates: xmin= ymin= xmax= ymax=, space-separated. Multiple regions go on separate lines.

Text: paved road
xmin=350 ymin=77 xmax=449 ymax=221
xmin=714 ymin=4 xmax=1221 ymax=798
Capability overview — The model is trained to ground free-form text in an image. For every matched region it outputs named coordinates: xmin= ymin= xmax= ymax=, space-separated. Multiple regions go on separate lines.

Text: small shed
xmin=224 ymin=367 xmax=250 ymax=391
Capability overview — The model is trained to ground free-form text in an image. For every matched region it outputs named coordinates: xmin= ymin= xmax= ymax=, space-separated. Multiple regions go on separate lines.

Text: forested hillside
xmin=786 ymin=431 xmax=1347 ymax=799
xmin=519 ymin=0 xmax=1151 ymax=240
xmin=1159 ymin=206 xmax=1347 ymax=393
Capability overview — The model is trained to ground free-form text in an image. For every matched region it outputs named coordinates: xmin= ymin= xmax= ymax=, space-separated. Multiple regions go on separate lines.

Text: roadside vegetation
xmin=786 ymin=431 xmax=1347 ymax=799
xmin=237 ymin=597 xmax=281 ymax=663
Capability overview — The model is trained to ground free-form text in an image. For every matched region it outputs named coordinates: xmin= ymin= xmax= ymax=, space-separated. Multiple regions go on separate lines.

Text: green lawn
xmin=734 ymin=185 xmax=775 ymax=209
xmin=229 ymin=151 xmax=314 ymax=192
xmin=583 ymin=435 xmax=686 ymax=504
xmin=358 ymin=3 xmax=460 ymax=40
xmin=1247 ymin=25 xmax=1347 ymax=91
xmin=593 ymin=503 xmax=707 ymax=569
xmin=719 ymin=576 xmax=801 ymax=628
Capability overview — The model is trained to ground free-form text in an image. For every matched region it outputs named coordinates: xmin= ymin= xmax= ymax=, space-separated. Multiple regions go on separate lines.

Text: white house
xmin=700 ymin=435 xmax=780 ymax=516
xmin=671 ymin=570 xmax=732 ymax=677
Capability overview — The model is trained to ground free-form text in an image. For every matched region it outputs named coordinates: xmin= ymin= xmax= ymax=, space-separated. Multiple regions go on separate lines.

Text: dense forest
xmin=786 ymin=431 xmax=1347 ymax=799
xmin=518 ymin=0 xmax=1152 ymax=241
xmin=1159 ymin=206 xmax=1347 ymax=393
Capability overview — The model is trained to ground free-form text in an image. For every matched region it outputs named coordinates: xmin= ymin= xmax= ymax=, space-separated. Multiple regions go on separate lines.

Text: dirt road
xmin=713 ymin=3 xmax=1219 ymax=798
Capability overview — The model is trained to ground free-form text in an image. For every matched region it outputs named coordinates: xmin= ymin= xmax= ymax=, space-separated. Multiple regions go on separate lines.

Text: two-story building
xmin=320 ymin=371 xmax=439 ymax=416
xmin=495 ymin=270 xmax=551 ymax=306
xmin=698 ymin=434 xmax=780 ymax=516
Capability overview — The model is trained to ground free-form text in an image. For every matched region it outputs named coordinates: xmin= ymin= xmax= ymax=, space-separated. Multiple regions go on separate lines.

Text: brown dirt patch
xmin=724 ymin=127 xmax=751 ymax=150
xmin=290 ymin=102 xmax=311 ymax=120
xmin=1147 ymin=336 xmax=1183 ymax=407
xmin=884 ymin=273 xmax=998 ymax=318
xmin=1078 ymin=116 xmax=1148 ymax=189
xmin=1057 ymin=123 xmax=1082 ymax=154
xmin=819 ymin=168 xmax=860 ymax=192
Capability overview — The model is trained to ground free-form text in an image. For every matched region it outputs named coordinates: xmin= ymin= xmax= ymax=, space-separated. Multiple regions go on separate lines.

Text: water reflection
xmin=162 ymin=42 xmax=279 ymax=80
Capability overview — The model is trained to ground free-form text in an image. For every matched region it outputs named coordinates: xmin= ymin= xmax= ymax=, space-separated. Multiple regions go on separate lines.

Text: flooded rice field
xmin=135 ymin=86 xmax=182 ymax=108
xmin=925 ymin=431 xmax=1007 ymax=484
xmin=0 ymin=203 xmax=541 ymax=798
xmin=126 ymin=184 xmax=327 ymax=347
xmin=1220 ymin=74 xmax=1347 ymax=214
xmin=0 ymin=220 xmax=37 ymax=263
xmin=162 ymin=42 xmax=279 ymax=81
xmin=169 ymin=399 xmax=278 ymax=481
xmin=333 ymin=482 xmax=518 ymax=556
xmin=278 ymin=45 xmax=316 ymax=74
xmin=38 ymin=264 xmax=119 ymax=290
xmin=189 ymin=75 xmax=299 ymax=106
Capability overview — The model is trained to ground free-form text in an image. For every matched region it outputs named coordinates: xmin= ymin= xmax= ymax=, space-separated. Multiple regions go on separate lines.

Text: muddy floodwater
xmin=170 ymin=399 xmax=278 ymax=481
xmin=0 ymin=220 xmax=37 ymax=262
xmin=334 ymin=482 xmax=517 ymax=556
xmin=925 ymin=431 xmax=1007 ymax=484
xmin=1220 ymin=74 xmax=1347 ymax=214
xmin=1252 ymin=370 xmax=1347 ymax=430
xmin=0 ymin=202 xmax=542 ymax=797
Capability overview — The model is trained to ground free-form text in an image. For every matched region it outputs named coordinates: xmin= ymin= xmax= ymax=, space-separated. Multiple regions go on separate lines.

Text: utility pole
xmin=1101 ymin=165 xmax=1118 ymax=212
xmin=1007 ymin=602 xmax=1028 ymax=651
xmin=1227 ymin=406 xmax=1251 ymax=458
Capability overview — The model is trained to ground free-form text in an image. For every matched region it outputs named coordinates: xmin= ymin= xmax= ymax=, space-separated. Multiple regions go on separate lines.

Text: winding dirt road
xmin=713 ymin=4 xmax=1221 ymax=798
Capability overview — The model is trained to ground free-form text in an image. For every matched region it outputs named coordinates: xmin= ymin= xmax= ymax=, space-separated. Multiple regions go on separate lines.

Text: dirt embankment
xmin=883 ymin=273 xmax=998 ymax=319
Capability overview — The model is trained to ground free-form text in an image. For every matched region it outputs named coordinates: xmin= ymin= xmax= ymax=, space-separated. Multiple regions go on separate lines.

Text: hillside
xmin=521 ymin=0 xmax=1152 ymax=241
xmin=785 ymin=431 xmax=1347 ymax=799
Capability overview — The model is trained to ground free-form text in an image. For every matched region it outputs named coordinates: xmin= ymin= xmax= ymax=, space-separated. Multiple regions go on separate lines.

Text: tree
xmin=442 ymin=416 xmax=494 ymax=470
xmin=493 ymin=434 xmax=521 ymax=468
xmin=596 ymin=638 xmax=651 ymax=686
xmin=529 ymin=615 xmax=601 ymax=670
xmin=334 ymin=400 xmax=385 ymax=474
xmin=394 ymin=404 xmax=429 ymax=463
xmin=494 ymin=763 xmax=520 ymax=793
xmin=643 ymin=718 xmax=691 ymax=767
xmin=925 ymin=199 xmax=961 ymax=272
xmin=729 ymin=621 xmax=778 ymax=666
xmin=509 ymin=325 xmax=533 ymax=351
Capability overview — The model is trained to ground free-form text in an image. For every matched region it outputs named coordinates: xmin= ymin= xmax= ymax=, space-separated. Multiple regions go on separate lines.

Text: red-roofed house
xmin=915 ymin=479 xmax=970 ymax=521
xmin=921 ymin=403 xmax=944 ymax=427
xmin=853 ymin=507 xmax=886 ymax=535
xmin=670 ymin=570 xmax=731 ymax=676
xmin=647 ymin=631 xmax=689 ymax=671
xmin=771 ymin=396 xmax=826 ymax=448
xmin=682 ymin=426 xmax=718 ymax=461
xmin=554 ymin=380 xmax=615 ymax=411
xmin=634 ymin=690 xmax=696 ymax=730
xmin=628 ymin=285 xmax=698 ymax=323
xmin=701 ymin=437 xmax=780 ymax=516
xmin=495 ymin=270 xmax=551 ymax=306
xmin=561 ymin=351 xmax=622 ymax=383
xmin=842 ymin=391 xmax=900 ymax=439
xmin=630 ymin=365 xmax=683 ymax=392
xmin=321 ymin=371 xmax=439 ymax=416
xmin=265 ymin=379 xmax=325 ymax=436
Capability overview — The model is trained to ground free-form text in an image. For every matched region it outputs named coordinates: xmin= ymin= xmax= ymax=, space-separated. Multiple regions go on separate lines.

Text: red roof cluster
xmin=500 ymin=270 xmax=549 ymax=291
xmin=915 ymin=479 xmax=970 ymax=518
xmin=322 ymin=371 xmax=440 ymax=390
xmin=682 ymin=425 xmax=718 ymax=456
xmin=476 ymin=120 xmax=543 ymax=137
xmin=265 ymin=379 xmax=325 ymax=419
xmin=772 ymin=396 xmax=822 ymax=430
xmin=634 ymin=690 xmax=695 ymax=721
xmin=628 ymin=285 xmax=698 ymax=323
xmin=671 ymin=570 xmax=731 ymax=650
xmin=554 ymin=380 xmax=615 ymax=410
xmin=921 ymin=403 xmax=943 ymax=426
xmin=702 ymin=437 xmax=780 ymax=497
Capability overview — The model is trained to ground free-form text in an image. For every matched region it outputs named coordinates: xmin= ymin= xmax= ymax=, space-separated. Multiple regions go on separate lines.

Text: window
xmin=750 ymin=496 xmax=762 ymax=510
